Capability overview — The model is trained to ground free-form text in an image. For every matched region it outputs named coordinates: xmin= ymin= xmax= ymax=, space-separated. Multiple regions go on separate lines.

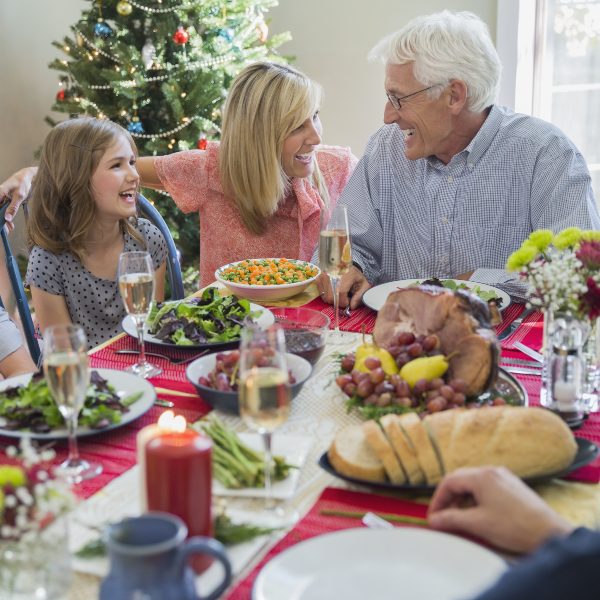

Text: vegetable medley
xmin=218 ymin=258 xmax=319 ymax=286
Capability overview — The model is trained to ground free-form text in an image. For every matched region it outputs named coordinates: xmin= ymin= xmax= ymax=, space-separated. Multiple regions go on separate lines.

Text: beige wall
xmin=0 ymin=0 xmax=497 ymax=173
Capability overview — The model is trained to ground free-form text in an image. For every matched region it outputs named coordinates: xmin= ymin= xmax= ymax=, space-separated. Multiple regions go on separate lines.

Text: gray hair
xmin=369 ymin=11 xmax=501 ymax=113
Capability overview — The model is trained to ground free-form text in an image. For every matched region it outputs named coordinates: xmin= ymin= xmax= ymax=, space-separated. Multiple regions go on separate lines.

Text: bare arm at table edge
xmin=0 ymin=166 xmax=38 ymax=229
xmin=428 ymin=466 xmax=574 ymax=554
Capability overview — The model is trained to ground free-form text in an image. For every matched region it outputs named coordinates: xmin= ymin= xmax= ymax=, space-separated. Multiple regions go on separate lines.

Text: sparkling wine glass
xmin=238 ymin=325 xmax=296 ymax=523
xmin=319 ymin=204 xmax=352 ymax=343
xmin=43 ymin=324 xmax=102 ymax=483
xmin=117 ymin=250 xmax=161 ymax=378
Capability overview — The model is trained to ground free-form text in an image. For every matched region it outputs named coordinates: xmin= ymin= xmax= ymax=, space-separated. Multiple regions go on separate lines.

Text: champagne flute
xmin=238 ymin=325 xmax=296 ymax=523
xmin=43 ymin=324 xmax=102 ymax=483
xmin=117 ymin=251 xmax=162 ymax=378
xmin=319 ymin=204 xmax=352 ymax=343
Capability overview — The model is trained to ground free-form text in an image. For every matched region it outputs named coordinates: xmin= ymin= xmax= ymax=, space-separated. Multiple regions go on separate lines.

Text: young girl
xmin=25 ymin=117 xmax=167 ymax=347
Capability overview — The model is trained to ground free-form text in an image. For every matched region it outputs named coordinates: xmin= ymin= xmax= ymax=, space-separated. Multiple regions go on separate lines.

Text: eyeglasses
xmin=386 ymin=85 xmax=437 ymax=111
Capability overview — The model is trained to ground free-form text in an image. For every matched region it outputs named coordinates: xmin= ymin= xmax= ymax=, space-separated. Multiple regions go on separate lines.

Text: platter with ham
xmin=323 ymin=284 xmax=599 ymax=490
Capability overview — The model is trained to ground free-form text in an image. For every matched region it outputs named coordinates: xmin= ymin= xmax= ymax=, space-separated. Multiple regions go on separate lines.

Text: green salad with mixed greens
xmin=147 ymin=287 xmax=259 ymax=346
xmin=0 ymin=371 xmax=142 ymax=434
xmin=415 ymin=278 xmax=503 ymax=306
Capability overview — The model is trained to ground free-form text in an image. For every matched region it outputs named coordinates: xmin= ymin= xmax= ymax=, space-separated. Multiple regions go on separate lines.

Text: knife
xmin=513 ymin=341 xmax=544 ymax=364
xmin=497 ymin=307 xmax=535 ymax=341
xmin=503 ymin=366 xmax=543 ymax=376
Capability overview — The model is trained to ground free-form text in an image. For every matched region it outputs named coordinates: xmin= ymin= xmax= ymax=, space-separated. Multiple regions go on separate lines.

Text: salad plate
xmin=122 ymin=303 xmax=275 ymax=349
xmin=0 ymin=368 xmax=156 ymax=440
xmin=363 ymin=279 xmax=511 ymax=312
xmin=253 ymin=528 xmax=506 ymax=600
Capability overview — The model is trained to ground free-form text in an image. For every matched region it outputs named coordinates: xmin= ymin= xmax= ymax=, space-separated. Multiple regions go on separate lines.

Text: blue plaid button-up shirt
xmin=341 ymin=105 xmax=600 ymax=299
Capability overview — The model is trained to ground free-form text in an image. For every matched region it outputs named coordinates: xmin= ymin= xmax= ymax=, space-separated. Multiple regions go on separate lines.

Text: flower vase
xmin=582 ymin=318 xmax=600 ymax=412
xmin=0 ymin=516 xmax=71 ymax=599
xmin=539 ymin=307 xmax=555 ymax=408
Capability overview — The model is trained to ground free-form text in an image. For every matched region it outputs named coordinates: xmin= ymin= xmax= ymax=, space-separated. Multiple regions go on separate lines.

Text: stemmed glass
xmin=238 ymin=325 xmax=296 ymax=523
xmin=43 ymin=324 xmax=102 ymax=483
xmin=319 ymin=204 xmax=352 ymax=343
xmin=117 ymin=251 xmax=161 ymax=378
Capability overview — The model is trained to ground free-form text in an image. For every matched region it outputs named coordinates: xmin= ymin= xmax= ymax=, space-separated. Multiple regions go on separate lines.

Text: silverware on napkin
xmin=114 ymin=349 xmax=209 ymax=365
xmin=497 ymin=307 xmax=535 ymax=341
xmin=513 ymin=341 xmax=544 ymax=364
xmin=503 ymin=366 xmax=543 ymax=376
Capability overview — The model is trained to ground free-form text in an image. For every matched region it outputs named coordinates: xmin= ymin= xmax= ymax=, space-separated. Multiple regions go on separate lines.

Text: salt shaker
xmin=549 ymin=315 xmax=587 ymax=427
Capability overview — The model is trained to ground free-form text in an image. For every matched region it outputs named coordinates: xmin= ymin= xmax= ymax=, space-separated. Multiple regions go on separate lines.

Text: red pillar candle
xmin=145 ymin=428 xmax=213 ymax=573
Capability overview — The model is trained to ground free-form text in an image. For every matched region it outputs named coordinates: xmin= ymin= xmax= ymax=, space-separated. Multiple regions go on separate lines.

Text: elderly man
xmin=324 ymin=10 xmax=600 ymax=309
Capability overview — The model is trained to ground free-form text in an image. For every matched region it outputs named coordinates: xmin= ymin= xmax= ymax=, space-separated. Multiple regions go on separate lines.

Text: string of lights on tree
xmin=47 ymin=0 xmax=290 ymax=265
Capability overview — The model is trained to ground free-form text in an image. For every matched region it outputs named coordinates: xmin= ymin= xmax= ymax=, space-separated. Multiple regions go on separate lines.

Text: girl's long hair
xmin=28 ymin=116 xmax=143 ymax=261
xmin=219 ymin=61 xmax=329 ymax=235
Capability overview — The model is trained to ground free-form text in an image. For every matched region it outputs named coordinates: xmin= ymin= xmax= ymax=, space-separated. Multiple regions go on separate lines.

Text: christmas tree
xmin=47 ymin=0 xmax=290 ymax=274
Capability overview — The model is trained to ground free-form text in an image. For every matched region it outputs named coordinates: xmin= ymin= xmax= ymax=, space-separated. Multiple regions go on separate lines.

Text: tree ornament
xmin=76 ymin=32 xmax=84 ymax=47
xmin=141 ymin=39 xmax=156 ymax=70
xmin=127 ymin=118 xmax=145 ymax=134
xmin=116 ymin=1 xmax=133 ymax=16
xmin=172 ymin=26 xmax=189 ymax=45
xmin=197 ymin=134 xmax=207 ymax=150
xmin=217 ymin=28 xmax=234 ymax=42
xmin=94 ymin=20 xmax=113 ymax=39
xmin=256 ymin=20 xmax=268 ymax=43
xmin=56 ymin=89 xmax=66 ymax=102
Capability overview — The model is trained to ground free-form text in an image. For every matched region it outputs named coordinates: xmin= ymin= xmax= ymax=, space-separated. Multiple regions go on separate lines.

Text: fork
xmin=114 ymin=349 xmax=210 ymax=365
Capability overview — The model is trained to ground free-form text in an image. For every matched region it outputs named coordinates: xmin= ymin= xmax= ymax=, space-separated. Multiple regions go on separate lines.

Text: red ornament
xmin=172 ymin=26 xmax=189 ymax=45
xmin=56 ymin=89 xmax=66 ymax=102
xmin=197 ymin=136 xmax=207 ymax=150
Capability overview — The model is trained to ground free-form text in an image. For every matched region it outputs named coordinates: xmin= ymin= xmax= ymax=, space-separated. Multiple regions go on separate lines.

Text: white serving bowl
xmin=214 ymin=258 xmax=320 ymax=302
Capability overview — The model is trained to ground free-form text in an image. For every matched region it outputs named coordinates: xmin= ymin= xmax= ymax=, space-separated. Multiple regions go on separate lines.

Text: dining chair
xmin=0 ymin=218 xmax=41 ymax=365
xmin=137 ymin=194 xmax=185 ymax=300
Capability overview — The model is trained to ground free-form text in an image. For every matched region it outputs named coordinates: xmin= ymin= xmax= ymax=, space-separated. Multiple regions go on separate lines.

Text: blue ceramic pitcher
xmin=100 ymin=512 xmax=232 ymax=600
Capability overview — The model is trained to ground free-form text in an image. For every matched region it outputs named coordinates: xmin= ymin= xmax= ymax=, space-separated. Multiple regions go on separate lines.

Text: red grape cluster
xmin=386 ymin=331 xmax=441 ymax=368
xmin=337 ymin=348 xmax=506 ymax=416
xmin=198 ymin=350 xmax=296 ymax=393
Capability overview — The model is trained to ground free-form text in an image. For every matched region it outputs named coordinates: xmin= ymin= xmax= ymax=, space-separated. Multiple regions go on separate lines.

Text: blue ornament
xmin=217 ymin=28 xmax=234 ymax=42
xmin=94 ymin=21 xmax=113 ymax=38
xmin=127 ymin=120 xmax=144 ymax=134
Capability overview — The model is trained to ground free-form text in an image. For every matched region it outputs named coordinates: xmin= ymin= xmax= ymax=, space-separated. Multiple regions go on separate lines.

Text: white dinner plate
xmin=253 ymin=528 xmax=506 ymax=600
xmin=122 ymin=302 xmax=274 ymax=349
xmin=362 ymin=279 xmax=511 ymax=312
xmin=212 ymin=433 xmax=312 ymax=499
xmin=0 ymin=368 xmax=156 ymax=440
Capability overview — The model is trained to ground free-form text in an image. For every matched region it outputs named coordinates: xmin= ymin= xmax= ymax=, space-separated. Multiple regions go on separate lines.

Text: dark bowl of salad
xmin=186 ymin=349 xmax=312 ymax=414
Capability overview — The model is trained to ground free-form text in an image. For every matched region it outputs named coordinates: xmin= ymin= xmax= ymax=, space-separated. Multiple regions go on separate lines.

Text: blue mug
xmin=100 ymin=512 xmax=232 ymax=600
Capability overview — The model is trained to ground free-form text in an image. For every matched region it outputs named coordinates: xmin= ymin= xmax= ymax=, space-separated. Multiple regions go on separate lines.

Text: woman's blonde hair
xmin=28 ymin=117 xmax=143 ymax=261
xmin=219 ymin=61 xmax=329 ymax=235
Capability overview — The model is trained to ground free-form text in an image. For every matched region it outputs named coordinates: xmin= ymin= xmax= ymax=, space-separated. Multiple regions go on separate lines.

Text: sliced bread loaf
xmin=380 ymin=414 xmax=425 ymax=485
xmin=398 ymin=413 xmax=442 ymax=485
xmin=328 ymin=424 xmax=386 ymax=482
xmin=363 ymin=420 xmax=407 ymax=484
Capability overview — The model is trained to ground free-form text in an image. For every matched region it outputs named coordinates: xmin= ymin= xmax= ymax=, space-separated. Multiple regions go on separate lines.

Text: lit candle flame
xmin=157 ymin=410 xmax=187 ymax=433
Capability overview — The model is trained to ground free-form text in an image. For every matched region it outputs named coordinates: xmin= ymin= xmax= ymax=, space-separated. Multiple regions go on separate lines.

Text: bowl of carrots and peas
xmin=215 ymin=258 xmax=321 ymax=302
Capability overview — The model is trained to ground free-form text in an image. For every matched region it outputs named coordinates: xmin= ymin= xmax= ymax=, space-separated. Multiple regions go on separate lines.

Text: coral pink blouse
xmin=154 ymin=142 xmax=357 ymax=287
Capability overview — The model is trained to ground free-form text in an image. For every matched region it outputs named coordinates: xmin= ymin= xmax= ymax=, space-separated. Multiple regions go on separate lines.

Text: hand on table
xmin=0 ymin=166 xmax=37 ymax=231
xmin=427 ymin=467 xmax=574 ymax=554
xmin=317 ymin=266 xmax=371 ymax=310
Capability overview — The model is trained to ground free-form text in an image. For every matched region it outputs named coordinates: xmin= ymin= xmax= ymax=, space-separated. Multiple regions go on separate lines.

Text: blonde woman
xmin=1 ymin=62 xmax=356 ymax=287
xmin=24 ymin=117 xmax=167 ymax=347
xmin=136 ymin=61 xmax=357 ymax=286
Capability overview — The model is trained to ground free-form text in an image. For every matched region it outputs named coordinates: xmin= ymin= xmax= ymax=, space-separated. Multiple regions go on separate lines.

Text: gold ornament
xmin=76 ymin=32 xmax=84 ymax=47
xmin=116 ymin=1 xmax=133 ymax=16
xmin=256 ymin=20 xmax=268 ymax=43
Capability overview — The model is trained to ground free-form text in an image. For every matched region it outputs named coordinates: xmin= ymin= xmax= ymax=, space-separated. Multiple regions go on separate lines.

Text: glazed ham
xmin=373 ymin=286 xmax=498 ymax=396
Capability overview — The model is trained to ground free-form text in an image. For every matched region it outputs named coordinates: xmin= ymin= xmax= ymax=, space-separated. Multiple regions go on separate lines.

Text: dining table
xmin=3 ymin=282 xmax=600 ymax=600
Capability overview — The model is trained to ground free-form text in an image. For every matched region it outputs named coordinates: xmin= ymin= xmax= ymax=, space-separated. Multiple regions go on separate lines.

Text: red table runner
xmin=225 ymin=487 xmax=429 ymax=600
